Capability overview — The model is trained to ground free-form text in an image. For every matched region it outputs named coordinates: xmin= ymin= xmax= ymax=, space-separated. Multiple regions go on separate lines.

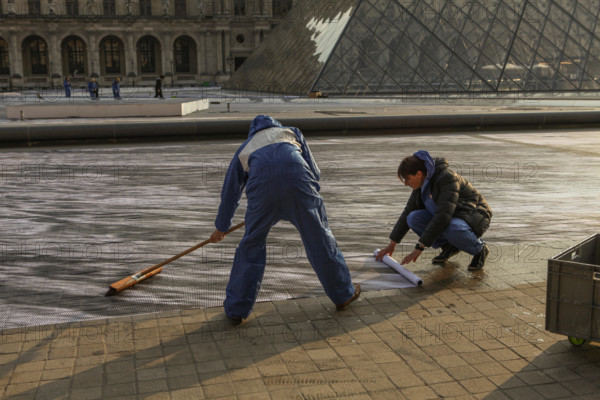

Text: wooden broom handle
xmin=107 ymin=221 xmax=245 ymax=294
xmin=140 ymin=221 xmax=246 ymax=275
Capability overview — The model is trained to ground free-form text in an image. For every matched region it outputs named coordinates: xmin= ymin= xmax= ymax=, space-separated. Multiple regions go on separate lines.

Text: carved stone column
xmin=198 ymin=30 xmax=207 ymax=74
xmin=264 ymin=0 xmax=272 ymax=17
xmin=125 ymin=30 xmax=136 ymax=78
xmin=48 ymin=24 xmax=61 ymax=80
xmin=9 ymin=29 xmax=23 ymax=79
xmin=162 ymin=30 xmax=173 ymax=77
xmin=223 ymin=29 xmax=231 ymax=74
xmin=86 ymin=30 xmax=100 ymax=78
xmin=206 ymin=31 xmax=214 ymax=75
xmin=215 ymin=30 xmax=223 ymax=73
xmin=253 ymin=27 xmax=263 ymax=49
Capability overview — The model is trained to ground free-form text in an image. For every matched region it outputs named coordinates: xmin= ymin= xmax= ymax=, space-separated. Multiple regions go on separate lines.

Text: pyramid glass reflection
xmin=226 ymin=0 xmax=600 ymax=95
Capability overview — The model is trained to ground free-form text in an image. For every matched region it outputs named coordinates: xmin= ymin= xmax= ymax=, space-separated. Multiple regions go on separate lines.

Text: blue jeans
xmin=407 ymin=209 xmax=485 ymax=255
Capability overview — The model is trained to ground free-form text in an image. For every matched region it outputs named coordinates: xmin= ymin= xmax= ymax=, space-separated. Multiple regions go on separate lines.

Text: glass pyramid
xmin=225 ymin=0 xmax=600 ymax=95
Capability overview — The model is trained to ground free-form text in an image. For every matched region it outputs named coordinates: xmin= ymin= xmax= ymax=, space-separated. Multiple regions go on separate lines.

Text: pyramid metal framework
xmin=225 ymin=0 xmax=600 ymax=95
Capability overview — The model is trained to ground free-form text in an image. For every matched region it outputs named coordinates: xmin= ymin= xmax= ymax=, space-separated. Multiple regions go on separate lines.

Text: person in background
xmin=376 ymin=150 xmax=492 ymax=271
xmin=63 ymin=77 xmax=72 ymax=98
xmin=154 ymin=75 xmax=165 ymax=98
xmin=209 ymin=115 xmax=361 ymax=325
xmin=88 ymin=78 xmax=98 ymax=100
xmin=112 ymin=77 xmax=121 ymax=100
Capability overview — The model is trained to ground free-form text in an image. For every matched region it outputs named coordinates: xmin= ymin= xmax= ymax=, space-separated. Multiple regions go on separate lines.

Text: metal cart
xmin=546 ymin=233 xmax=600 ymax=346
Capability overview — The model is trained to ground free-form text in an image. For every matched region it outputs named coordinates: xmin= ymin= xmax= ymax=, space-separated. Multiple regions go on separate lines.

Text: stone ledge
xmin=6 ymin=98 xmax=209 ymax=119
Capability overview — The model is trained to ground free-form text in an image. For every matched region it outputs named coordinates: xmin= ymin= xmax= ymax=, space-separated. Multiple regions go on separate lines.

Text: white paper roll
xmin=374 ymin=249 xmax=423 ymax=286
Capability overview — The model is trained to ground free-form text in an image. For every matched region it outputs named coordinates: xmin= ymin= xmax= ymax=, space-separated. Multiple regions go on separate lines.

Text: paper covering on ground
xmin=373 ymin=249 xmax=423 ymax=286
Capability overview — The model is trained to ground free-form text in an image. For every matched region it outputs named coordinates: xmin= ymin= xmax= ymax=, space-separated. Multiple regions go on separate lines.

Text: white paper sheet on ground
xmin=373 ymin=249 xmax=423 ymax=286
xmin=341 ymin=252 xmax=422 ymax=290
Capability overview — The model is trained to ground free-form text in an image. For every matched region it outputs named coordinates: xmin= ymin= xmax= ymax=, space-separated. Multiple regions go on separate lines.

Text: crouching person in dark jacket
xmin=376 ymin=150 xmax=492 ymax=271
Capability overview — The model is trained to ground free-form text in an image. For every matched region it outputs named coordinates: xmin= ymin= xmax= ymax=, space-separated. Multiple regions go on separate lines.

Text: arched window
xmin=28 ymin=0 xmax=41 ymax=15
xmin=25 ymin=36 xmax=48 ymax=75
xmin=66 ymin=0 xmax=79 ymax=16
xmin=174 ymin=36 xmax=197 ymax=73
xmin=0 ymin=38 xmax=9 ymax=75
xmin=234 ymin=0 xmax=245 ymax=16
xmin=63 ymin=36 xmax=86 ymax=75
xmin=139 ymin=0 xmax=151 ymax=16
xmin=103 ymin=0 xmax=116 ymax=16
xmin=174 ymin=0 xmax=186 ymax=16
xmin=272 ymin=0 xmax=292 ymax=17
xmin=138 ymin=36 xmax=159 ymax=74
xmin=101 ymin=37 xmax=123 ymax=74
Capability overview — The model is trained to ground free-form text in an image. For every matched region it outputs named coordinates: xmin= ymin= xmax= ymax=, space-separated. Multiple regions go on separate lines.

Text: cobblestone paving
xmin=1 ymin=281 xmax=599 ymax=399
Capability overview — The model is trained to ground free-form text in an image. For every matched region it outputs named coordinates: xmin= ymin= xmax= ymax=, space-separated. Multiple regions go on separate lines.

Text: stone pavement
xmin=1 ymin=280 xmax=599 ymax=400
xmin=1 ymin=94 xmax=600 ymax=399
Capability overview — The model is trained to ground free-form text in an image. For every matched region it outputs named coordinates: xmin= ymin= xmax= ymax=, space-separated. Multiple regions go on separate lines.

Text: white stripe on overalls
xmin=238 ymin=127 xmax=301 ymax=172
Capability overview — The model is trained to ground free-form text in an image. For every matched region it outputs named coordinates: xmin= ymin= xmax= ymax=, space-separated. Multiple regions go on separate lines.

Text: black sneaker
xmin=468 ymin=244 xmax=489 ymax=271
xmin=432 ymin=244 xmax=460 ymax=264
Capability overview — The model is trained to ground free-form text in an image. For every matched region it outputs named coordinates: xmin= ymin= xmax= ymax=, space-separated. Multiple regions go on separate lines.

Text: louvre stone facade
xmin=0 ymin=0 xmax=294 ymax=89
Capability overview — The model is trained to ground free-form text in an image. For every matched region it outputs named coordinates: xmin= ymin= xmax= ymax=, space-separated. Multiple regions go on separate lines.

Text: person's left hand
xmin=401 ymin=249 xmax=422 ymax=265
xmin=209 ymin=229 xmax=226 ymax=243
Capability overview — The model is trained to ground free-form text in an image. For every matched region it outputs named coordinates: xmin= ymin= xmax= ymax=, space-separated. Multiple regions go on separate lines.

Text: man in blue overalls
xmin=210 ymin=115 xmax=360 ymax=325
xmin=112 ymin=77 xmax=121 ymax=100
xmin=63 ymin=77 xmax=72 ymax=98
xmin=88 ymin=78 xmax=98 ymax=99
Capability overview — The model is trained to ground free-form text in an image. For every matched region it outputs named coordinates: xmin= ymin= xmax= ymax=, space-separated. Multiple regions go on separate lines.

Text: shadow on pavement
xmin=2 ymin=267 xmax=457 ymax=399
xmin=482 ymin=341 xmax=600 ymax=399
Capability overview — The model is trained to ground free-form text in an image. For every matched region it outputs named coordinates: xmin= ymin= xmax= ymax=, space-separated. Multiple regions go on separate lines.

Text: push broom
xmin=105 ymin=221 xmax=245 ymax=296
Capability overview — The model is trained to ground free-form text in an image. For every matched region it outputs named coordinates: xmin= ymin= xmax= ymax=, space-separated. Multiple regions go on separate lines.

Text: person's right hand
xmin=375 ymin=241 xmax=397 ymax=261
xmin=209 ymin=229 xmax=226 ymax=243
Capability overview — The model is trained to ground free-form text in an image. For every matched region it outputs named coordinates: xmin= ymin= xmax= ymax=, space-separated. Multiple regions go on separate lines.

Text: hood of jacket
xmin=248 ymin=115 xmax=283 ymax=137
xmin=413 ymin=150 xmax=437 ymax=182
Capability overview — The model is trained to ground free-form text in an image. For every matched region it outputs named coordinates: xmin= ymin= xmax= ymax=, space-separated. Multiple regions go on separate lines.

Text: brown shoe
xmin=336 ymin=283 xmax=361 ymax=311
xmin=227 ymin=316 xmax=244 ymax=326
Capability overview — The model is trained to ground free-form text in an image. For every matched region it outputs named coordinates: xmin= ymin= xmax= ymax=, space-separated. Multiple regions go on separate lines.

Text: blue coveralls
xmin=63 ymin=79 xmax=71 ymax=98
xmin=215 ymin=115 xmax=355 ymax=319
xmin=112 ymin=80 xmax=120 ymax=99
xmin=88 ymin=80 xmax=98 ymax=99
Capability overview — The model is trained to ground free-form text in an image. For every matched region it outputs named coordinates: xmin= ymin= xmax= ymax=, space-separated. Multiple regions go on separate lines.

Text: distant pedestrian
xmin=112 ymin=77 xmax=121 ymax=100
xmin=154 ymin=75 xmax=164 ymax=98
xmin=88 ymin=78 xmax=98 ymax=100
xmin=63 ymin=77 xmax=72 ymax=98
